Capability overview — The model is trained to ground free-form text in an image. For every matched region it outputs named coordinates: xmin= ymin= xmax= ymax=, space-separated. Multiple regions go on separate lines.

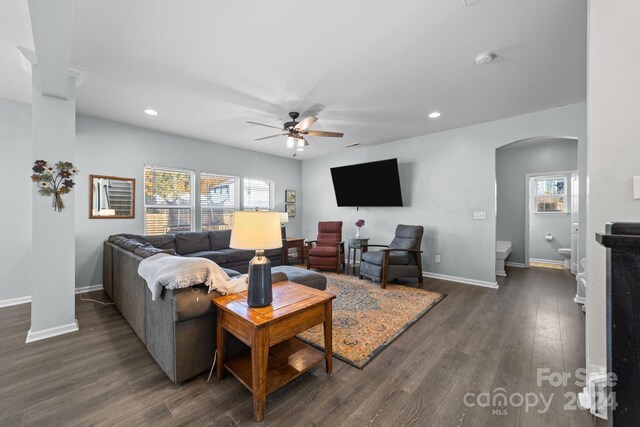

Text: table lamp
xmin=230 ymin=211 xmax=283 ymax=307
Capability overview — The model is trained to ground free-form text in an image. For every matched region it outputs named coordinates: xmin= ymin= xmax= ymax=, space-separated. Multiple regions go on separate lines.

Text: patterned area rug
xmin=297 ymin=272 xmax=445 ymax=368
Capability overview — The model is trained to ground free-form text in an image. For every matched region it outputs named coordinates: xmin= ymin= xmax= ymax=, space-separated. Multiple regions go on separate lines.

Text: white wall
xmin=0 ymin=99 xmax=32 ymax=301
xmin=496 ymin=139 xmax=578 ymax=264
xmin=302 ymin=103 xmax=586 ymax=285
xmin=75 ymin=115 xmax=302 ymax=288
xmin=586 ymin=0 xmax=640 ymax=377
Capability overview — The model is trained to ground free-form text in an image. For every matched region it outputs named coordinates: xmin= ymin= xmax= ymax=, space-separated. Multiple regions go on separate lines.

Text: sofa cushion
xmin=222 ymin=268 xmax=241 ymax=278
xmin=116 ymin=238 xmax=148 ymax=253
xmin=175 ymin=232 xmax=210 ymax=255
xmin=265 ymin=248 xmax=282 ymax=258
xmin=134 ymin=245 xmax=177 ymax=259
xmin=142 ymin=234 xmax=177 ymax=252
xmin=221 ymin=248 xmax=255 ymax=263
xmin=361 ymin=250 xmax=411 ymax=266
xmin=209 ymin=230 xmax=232 ymax=250
xmin=183 ymin=251 xmax=228 ymax=264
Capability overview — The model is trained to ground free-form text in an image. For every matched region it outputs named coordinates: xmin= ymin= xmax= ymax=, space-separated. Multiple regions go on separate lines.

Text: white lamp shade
xmin=279 ymin=212 xmax=289 ymax=224
xmin=230 ymin=211 xmax=283 ymax=250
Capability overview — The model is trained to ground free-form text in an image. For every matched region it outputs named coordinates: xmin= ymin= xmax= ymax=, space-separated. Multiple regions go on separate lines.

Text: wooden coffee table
xmin=213 ymin=281 xmax=335 ymax=422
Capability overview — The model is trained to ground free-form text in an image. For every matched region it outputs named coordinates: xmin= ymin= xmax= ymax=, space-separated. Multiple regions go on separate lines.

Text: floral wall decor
xmin=31 ymin=160 xmax=79 ymax=212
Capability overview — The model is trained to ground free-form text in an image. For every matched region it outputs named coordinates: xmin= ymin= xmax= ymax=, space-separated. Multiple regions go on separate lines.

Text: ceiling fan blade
xmin=255 ymin=133 xmax=285 ymax=141
xmin=302 ymin=130 xmax=344 ymax=138
xmin=246 ymin=121 xmax=283 ymax=130
xmin=294 ymin=116 xmax=318 ymax=131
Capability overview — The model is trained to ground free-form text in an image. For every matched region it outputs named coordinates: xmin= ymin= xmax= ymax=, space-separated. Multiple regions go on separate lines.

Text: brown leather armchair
xmin=307 ymin=221 xmax=345 ymax=274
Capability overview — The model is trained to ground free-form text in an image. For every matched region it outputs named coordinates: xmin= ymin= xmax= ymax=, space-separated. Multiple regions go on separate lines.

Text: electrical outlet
xmin=435 ymin=254 xmax=441 ymax=263
xmin=473 ymin=211 xmax=487 ymax=220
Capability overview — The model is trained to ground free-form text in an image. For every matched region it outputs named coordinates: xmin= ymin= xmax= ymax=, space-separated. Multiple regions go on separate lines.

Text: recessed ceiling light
xmin=428 ymin=112 xmax=441 ymax=119
xmin=475 ymin=52 xmax=497 ymax=65
xmin=144 ymin=109 xmax=158 ymax=116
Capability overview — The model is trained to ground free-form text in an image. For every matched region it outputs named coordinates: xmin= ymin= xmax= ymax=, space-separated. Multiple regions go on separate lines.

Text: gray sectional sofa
xmin=103 ymin=230 xmax=326 ymax=384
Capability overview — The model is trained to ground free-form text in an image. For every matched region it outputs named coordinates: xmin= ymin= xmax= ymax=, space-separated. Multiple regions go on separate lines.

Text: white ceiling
xmin=0 ymin=0 xmax=587 ymax=160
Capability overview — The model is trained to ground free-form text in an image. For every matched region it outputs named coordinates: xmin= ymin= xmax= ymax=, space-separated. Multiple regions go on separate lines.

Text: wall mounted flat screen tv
xmin=330 ymin=158 xmax=403 ymax=207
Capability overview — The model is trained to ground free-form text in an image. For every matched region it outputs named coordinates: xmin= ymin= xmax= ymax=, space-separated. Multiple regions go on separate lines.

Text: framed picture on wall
xmin=285 ymin=189 xmax=296 ymax=203
xmin=286 ymin=203 xmax=296 ymax=218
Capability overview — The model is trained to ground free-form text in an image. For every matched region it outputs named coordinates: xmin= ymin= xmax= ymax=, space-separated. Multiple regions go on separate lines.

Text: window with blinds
xmin=201 ymin=173 xmax=239 ymax=231
xmin=144 ymin=166 xmax=195 ymax=235
xmin=242 ymin=177 xmax=274 ymax=211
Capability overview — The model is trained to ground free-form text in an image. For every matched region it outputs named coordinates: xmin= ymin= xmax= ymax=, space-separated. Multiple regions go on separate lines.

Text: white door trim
xmin=524 ymin=170 xmax=576 ymax=269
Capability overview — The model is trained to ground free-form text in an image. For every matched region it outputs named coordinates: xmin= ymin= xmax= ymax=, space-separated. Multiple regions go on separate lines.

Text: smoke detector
xmin=475 ymin=52 xmax=497 ymax=65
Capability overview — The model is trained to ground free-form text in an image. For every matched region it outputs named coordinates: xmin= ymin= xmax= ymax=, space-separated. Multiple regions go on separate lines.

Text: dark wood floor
xmin=0 ymin=267 xmax=605 ymax=426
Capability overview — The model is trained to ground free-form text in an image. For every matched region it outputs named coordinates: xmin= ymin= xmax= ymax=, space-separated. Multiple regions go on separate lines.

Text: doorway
xmin=495 ymin=137 xmax=579 ymax=275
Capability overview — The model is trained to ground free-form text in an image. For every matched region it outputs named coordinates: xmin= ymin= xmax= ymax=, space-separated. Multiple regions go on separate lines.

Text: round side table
xmin=348 ymin=237 xmax=369 ymax=275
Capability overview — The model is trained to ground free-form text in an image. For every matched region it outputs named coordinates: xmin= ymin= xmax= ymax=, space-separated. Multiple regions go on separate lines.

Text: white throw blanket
xmin=138 ymin=253 xmax=248 ymax=301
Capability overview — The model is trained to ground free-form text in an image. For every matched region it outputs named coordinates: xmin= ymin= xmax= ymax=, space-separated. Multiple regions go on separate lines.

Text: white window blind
xmin=144 ymin=166 xmax=195 ymax=235
xmin=242 ymin=177 xmax=274 ymax=210
xmin=201 ymin=173 xmax=239 ymax=231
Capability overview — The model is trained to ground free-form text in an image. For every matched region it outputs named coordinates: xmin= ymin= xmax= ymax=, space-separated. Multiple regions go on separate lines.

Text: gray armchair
xmin=359 ymin=225 xmax=424 ymax=288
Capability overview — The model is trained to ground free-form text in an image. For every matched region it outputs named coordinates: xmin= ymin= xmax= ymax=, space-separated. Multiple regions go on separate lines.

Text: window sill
xmin=532 ymin=212 xmax=570 ymax=216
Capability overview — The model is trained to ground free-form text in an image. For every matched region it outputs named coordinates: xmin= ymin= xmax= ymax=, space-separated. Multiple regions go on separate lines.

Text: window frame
xmin=143 ymin=165 xmax=196 ymax=235
xmin=200 ymin=172 xmax=240 ymax=231
xmin=241 ymin=176 xmax=275 ymax=211
xmin=532 ymin=175 xmax=569 ymax=214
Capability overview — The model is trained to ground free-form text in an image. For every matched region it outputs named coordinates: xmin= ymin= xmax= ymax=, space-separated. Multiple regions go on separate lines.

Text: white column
xmin=586 ymin=0 xmax=640 ymax=382
xmin=26 ymin=67 xmax=78 ymax=342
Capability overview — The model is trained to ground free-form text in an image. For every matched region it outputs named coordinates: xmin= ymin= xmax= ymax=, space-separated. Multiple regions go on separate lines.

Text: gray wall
xmin=530 ymin=211 xmax=572 ymax=262
xmin=301 ymin=103 xmax=586 ymax=285
xmin=75 ymin=115 xmax=302 ymax=288
xmin=496 ymin=139 xmax=578 ymax=264
xmin=0 ymin=99 xmax=32 ymax=301
xmin=0 ymin=97 xmax=303 ymax=300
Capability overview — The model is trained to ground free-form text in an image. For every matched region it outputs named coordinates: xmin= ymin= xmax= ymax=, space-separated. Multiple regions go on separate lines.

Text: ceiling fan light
xmin=296 ymin=147 xmax=304 ymax=152
xmin=296 ymin=138 xmax=305 ymax=148
xmin=286 ymin=136 xmax=296 ymax=149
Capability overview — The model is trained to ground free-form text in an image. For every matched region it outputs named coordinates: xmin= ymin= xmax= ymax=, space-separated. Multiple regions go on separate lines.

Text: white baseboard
xmin=0 ymin=295 xmax=32 ymax=308
xmin=75 ymin=284 xmax=104 ymax=294
xmin=25 ymin=319 xmax=79 ymax=343
xmin=0 ymin=284 xmax=104 ymax=308
xmin=505 ymin=262 xmax=526 ymax=268
xmin=529 ymin=258 xmax=565 ymax=266
xmin=423 ymin=272 xmax=499 ymax=289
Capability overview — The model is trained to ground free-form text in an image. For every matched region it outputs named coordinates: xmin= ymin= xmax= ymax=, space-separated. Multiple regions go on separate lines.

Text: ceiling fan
xmin=247 ymin=112 xmax=344 ymax=151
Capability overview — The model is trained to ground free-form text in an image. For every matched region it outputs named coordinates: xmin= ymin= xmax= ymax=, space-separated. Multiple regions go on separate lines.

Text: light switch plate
xmin=473 ymin=211 xmax=487 ymax=220
xmin=634 ymin=176 xmax=640 ymax=200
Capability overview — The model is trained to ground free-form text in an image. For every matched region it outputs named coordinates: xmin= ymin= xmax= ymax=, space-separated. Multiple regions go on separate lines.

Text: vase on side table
xmin=356 ymin=227 xmax=361 ymax=238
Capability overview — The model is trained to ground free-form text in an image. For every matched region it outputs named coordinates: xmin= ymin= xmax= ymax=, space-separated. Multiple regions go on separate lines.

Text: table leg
xmin=251 ymin=328 xmax=269 ymax=422
xmin=324 ymin=302 xmax=333 ymax=374
xmin=216 ymin=310 xmax=226 ymax=380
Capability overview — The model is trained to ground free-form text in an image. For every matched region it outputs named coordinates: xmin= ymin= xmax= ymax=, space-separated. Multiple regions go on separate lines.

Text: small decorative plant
xmin=355 ymin=219 xmax=365 ymax=238
xmin=31 ymin=160 xmax=79 ymax=212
